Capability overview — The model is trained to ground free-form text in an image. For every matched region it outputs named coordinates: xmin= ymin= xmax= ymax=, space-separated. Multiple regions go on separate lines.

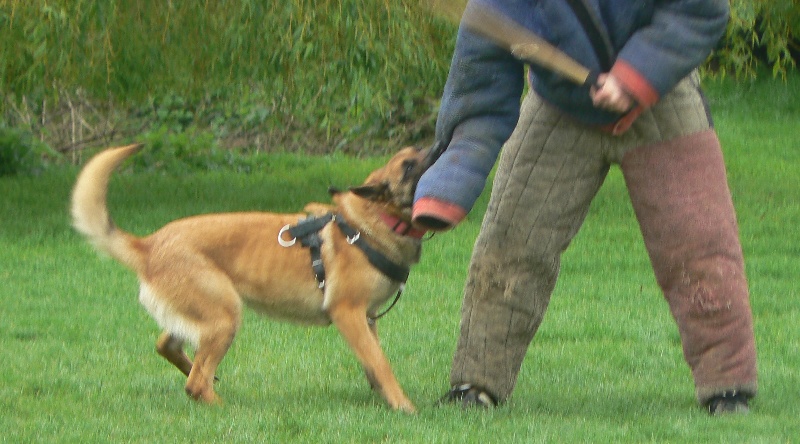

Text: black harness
xmin=280 ymin=213 xmax=335 ymax=288
xmin=278 ymin=213 xmax=409 ymax=319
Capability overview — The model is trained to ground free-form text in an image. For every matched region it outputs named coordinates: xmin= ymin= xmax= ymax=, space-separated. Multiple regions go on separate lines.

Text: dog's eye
xmin=401 ymin=160 xmax=417 ymax=181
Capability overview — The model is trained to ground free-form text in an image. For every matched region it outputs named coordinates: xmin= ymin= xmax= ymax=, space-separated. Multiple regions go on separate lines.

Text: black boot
xmin=706 ymin=391 xmax=750 ymax=415
xmin=438 ymin=384 xmax=497 ymax=408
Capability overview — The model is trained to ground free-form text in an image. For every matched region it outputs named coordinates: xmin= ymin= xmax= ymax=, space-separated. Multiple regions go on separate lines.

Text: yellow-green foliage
xmin=715 ymin=0 xmax=798 ymax=78
xmin=0 ymin=0 xmax=456 ymax=138
xmin=0 ymin=0 xmax=795 ymax=155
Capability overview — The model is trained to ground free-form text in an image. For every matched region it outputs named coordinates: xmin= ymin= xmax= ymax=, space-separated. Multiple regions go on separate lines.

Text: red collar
xmin=380 ymin=213 xmax=427 ymax=239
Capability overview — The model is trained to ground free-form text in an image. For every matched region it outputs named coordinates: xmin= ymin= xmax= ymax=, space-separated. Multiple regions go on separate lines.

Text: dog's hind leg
xmin=184 ymin=298 xmax=240 ymax=404
xmin=329 ymin=304 xmax=415 ymax=413
xmin=185 ymin=319 xmax=238 ymax=404
xmin=156 ymin=332 xmax=193 ymax=376
xmin=167 ymin=269 xmax=242 ymax=404
xmin=184 ymin=328 xmax=236 ymax=404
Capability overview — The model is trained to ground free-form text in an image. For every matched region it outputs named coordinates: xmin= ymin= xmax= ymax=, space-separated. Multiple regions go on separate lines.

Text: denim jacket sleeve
xmin=412 ymin=19 xmax=524 ymax=228
xmin=611 ymin=0 xmax=729 ymax=107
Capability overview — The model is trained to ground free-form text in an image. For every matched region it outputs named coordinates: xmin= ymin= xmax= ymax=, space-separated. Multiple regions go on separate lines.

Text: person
xmin=412 ymin=0 xmax=757 ymax=415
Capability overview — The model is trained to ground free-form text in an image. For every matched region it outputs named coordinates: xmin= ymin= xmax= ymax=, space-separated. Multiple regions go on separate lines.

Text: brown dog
xmin=71 ymin=144 xmax=441 ymax=412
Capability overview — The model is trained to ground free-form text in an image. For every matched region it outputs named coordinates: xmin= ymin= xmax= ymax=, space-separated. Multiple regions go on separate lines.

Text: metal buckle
xmin=277 ymin=224 xmax=296 ymax=247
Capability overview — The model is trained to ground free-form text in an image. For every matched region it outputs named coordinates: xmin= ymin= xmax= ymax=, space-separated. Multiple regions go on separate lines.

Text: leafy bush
xmin=0 ymin=0 xmax=455 ymax=154
xmin=0 ymin=0 xmax=796 ymax=157
xmin=716 ymin=0 xmax=799 ymax=78
xmin=128 ymin=126 xmax=254 ymax=174
xmin=0 ymin=123 xmax=55 ymax=176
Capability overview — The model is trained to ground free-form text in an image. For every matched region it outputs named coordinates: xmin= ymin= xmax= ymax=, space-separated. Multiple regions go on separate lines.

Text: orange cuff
xmin=602 ymin=60 xmax=660 ymax=135
xmin=611 ymin=60 xmax=660 ymax=108
xmin=412 ymin=197 xmax=467 ymax=231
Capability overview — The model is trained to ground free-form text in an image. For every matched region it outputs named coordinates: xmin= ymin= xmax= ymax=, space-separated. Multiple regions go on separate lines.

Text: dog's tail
xmin=71 ymin=144 xmax=145 ymax=272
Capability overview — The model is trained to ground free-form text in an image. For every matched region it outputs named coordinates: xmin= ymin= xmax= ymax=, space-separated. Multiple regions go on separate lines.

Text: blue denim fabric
xmin=414 ymin=0 xmax=729 ymax=217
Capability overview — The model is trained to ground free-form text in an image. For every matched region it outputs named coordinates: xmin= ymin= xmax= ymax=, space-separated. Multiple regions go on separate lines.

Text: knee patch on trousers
xmin=671 ymin=254 xmax=744 ymax=316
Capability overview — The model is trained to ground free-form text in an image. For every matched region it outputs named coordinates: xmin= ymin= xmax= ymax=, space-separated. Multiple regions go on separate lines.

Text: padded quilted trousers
xmin=449 ymin=72 xmax=758 ymax=405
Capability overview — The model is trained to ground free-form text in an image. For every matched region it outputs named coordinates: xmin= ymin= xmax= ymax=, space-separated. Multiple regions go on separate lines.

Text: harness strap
xmin=287 ymin=213 xmax=334 ymax=241
xmin=286 ymin=214 xmax=334 ymax=288
xmin=278 ymin=212 xmax=411 ymax=290
xmin=370 ymin=284 xmax=404 ymax=322
xmin=334 ymin=216 xmax=410 ymax=283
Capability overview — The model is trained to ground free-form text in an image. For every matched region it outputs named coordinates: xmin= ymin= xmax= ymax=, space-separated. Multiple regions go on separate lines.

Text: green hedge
xmin=0 ymin=0 xmax=454 ymax=150
xmin=0 ymin=0 xmax=796 ymax=156
xmin=716 ymin=0 xmax=799 ymax=78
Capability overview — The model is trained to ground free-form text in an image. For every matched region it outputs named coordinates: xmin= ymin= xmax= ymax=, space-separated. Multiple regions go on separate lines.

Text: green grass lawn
xmin=1 ymin=76 xmax=798 ymax=442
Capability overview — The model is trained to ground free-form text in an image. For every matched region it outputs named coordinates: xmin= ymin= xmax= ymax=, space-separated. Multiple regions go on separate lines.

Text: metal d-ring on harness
xmin=278 ymin=213 xmax=409 ymax=320
xmin=278 ymin=213 xmax=334 ymax=288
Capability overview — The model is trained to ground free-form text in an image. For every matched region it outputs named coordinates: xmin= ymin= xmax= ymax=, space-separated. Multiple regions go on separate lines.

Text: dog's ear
xmin=349 ymin=182 xmax=391 ymax=202
xmin=328 ymin=186 xmax=342 ymax=196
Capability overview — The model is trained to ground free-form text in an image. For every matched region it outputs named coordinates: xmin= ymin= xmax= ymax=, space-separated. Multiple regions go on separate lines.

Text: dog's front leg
xmin=363 ymin=319 xmax=381 ymax=391
xmin=329 ymin=304 xmax=416 ymax=413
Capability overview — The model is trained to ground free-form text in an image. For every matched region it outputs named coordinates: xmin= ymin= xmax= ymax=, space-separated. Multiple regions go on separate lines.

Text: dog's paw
xmin=395 ymin=400 xmax=417 ymax=414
